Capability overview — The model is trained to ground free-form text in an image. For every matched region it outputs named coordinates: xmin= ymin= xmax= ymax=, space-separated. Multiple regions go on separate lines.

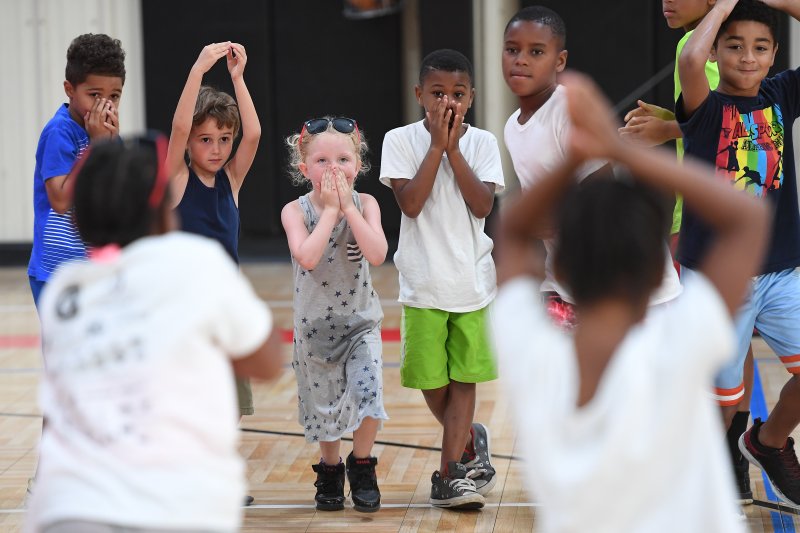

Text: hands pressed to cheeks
xmin=428 ymin=95 xmax=465 ymax=154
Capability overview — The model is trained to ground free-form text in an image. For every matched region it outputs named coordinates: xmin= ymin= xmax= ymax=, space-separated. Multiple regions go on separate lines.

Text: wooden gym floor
xmin=2 ymin=262 xmax=800 ymax=532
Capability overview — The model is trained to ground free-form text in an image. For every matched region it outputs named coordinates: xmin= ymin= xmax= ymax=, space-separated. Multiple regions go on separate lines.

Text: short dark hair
xmin=419 ymin=49 xmax=474 ymax=86
xmin=718 ymin=0 xmax=780 ymax=44
xmin=505 ymin=6 xmax=567 ymax=50
xmin=554 ymin=175 xmax=669 ymax=307
xmin=74 ymin=139 xmax=166 ymax=247
xmin=193 ymin=86 xmax=241 ymax=139
xmin=65 ymin=33 xmax=126 ymax=86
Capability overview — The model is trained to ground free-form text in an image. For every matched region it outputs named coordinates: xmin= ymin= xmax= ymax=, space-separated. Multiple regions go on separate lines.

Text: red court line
xmin=2 ymin=329 xmax=402 ymax=349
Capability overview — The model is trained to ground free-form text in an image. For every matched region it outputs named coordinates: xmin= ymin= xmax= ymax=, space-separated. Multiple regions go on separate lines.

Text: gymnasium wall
xmin=1 ymin=0 xmax=797 ymax=262
xmin=0 ymin=0 xmax=146 ymax=258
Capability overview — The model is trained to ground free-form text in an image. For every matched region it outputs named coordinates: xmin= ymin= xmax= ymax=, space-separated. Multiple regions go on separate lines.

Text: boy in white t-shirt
xmin=380 ymin=49 xmax=504 ymax=509
xmin=492 ymin=71 xmax=767 ymax=533
xmin=502 ymin=6 xmax=682 ymax=327
xmin=25 ymin=137 xmax=283 ymax=533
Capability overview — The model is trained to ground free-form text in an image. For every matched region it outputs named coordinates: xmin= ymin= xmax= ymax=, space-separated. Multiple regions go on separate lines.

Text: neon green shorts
xmin=400 ymin=305 xmax=497 ymax=389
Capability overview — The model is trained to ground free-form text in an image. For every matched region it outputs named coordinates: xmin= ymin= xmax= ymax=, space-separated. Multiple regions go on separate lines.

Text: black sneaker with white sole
xmin=430 ymin=461 xmax=485 ymax=509
xmin=739 ymin=418 xmax=800 ymax=506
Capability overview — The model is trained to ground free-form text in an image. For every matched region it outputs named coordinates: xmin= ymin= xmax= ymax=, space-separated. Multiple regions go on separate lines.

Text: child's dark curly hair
xmin=65 ymin=33 xmax=126 ymax=86
xmin=717 ymin=0 xmax=780 ymax=45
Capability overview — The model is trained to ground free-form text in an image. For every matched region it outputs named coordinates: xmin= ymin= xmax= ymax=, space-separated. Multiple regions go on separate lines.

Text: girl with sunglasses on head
xmin=25 ymin=137 xmax=283 ymax=533
xmin=165 ymin=42 xmax=261 ymax=459
xmin=281 ymin=116 xmax=388 ymax=513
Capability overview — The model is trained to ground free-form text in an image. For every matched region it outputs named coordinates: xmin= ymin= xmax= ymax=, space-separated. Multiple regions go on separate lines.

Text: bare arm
xmin=564 ymin=70 xmax=768 ymax=314
xmin=45 ymin=173 xmax=77 ymax=214
xmin=761 ymin=0 xmax=800 ymax=20
xmin=679 ymin=0 xmax=737 ymax=116
xmin=496 ymin=158 xmax=579 ymax=285
xmin=166 ymin=42 xmax=230 ymax=207
xmin=446 ymin=102 xmax=496 ymax=218
xmin=231 ymin=327 xmax=283 ymax=380
xmin=617 ymin=101 xmax=683 ymax=164
xmin=389 ymin=96 xmax=451 ymax=218
xmin=281 ymin=171 xmax=341 ymax=270
xmin=224 ymin=43 xmax=261 ymax=192
xmin=336 ymin=173 xmax=387 ymax=265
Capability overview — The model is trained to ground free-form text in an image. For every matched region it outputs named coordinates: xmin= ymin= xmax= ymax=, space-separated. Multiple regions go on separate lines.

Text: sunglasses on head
xmin=298 ymin=117 xmax=360 ymax=146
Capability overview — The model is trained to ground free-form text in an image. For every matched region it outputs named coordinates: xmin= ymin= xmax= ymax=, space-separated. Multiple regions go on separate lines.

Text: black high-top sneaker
xmin=312 ymin=461 xmax=345 ymax=511
xmin=345 ymin=452 xmax=381 ymax=512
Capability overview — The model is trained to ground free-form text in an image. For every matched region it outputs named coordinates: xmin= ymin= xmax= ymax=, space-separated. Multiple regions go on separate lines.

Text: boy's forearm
xmin=232 ymin=77 xmax=261 ymax=140
xmin=680 ymin=4 xmax=730 ymax=71
xmin=504 ymin=158 xmax=579 ymax=241
xmin=448 ymin=150 xmax=495 ymax=219
xmin=393 ymin=147 xmax=442 ymax=217
xmin=615 ymin=143 xmax=755 ymax=231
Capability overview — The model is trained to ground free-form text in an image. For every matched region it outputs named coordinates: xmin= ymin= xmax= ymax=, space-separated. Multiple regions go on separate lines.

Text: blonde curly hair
xmin=286 ymin=117 xmax=370 ymax=187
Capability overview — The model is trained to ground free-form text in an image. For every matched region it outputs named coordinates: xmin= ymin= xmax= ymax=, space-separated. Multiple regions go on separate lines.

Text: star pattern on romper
xmin=335 ymin=291 xmax=342 ymax=297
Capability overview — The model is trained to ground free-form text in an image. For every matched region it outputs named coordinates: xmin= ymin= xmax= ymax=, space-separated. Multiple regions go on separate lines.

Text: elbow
xmin=366 ymin=247 xmax=388 ymax=266
xmin=470 ymin=200 xmax=494 ymax=220
xmin=51 ymin=199 xmax=70 ymax=214
xmin=399 ymin=204 xmax=422 ymax=218
xmin=296 ymin=256 xmax=320 ymax=271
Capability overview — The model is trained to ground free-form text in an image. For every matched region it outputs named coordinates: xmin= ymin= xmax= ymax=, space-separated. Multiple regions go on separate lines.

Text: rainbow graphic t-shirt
xmin=676 ymin=71 xmax=800 ymax=274
xmin=715 ymin=104 xmax=783 ymax=197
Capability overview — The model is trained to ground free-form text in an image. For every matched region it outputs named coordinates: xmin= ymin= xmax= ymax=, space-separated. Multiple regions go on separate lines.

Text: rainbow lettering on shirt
xmin=715 ymin=103 xmax=784 ymax=198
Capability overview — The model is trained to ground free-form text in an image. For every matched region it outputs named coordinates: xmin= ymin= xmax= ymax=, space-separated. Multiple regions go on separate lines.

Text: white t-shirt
xmin=490 ymin=274 xmax=744 ymax=533
xmin=504 ymin=85 xmax=682 ymax=305
xmin=380 ymin=121 xmax=505 ymax=312
xmin=26 ymin=233 xmax=272 ymax=533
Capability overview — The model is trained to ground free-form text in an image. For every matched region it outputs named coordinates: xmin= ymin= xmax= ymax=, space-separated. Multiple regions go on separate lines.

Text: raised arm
xmin=679 ymin=0 xmax=738 ymax=116
xmin=760 ymin=0 xmax=800 ymax=20
xmin=281 ymin=170 xmax=340 ymax=270
xmin=224 ymin=42 xmax=261 ymax=192
xmin=166 ymin=42 xmax=230 ymax=207
xmin=446 ymin=101 xmax=496 ymax=218
xmin=496 ymin=158 xmax=578 ymax=285
xmin=564 ymin=70 xmax=768 ymax=314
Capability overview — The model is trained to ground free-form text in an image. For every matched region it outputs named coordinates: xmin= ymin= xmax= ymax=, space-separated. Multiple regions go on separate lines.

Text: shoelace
xmin=466 ymin=465 xmax=489 ymax=479
xmin=448 ymin=476 xmax=478 ymax=493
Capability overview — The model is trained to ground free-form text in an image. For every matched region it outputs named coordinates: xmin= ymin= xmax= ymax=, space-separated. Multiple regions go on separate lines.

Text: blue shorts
xmin=682 ymin=267 xmax=800 ymax=405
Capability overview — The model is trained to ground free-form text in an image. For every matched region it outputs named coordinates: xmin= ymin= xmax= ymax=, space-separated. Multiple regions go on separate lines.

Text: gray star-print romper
xmin=291 ymin=192 xmax=388 ymax=443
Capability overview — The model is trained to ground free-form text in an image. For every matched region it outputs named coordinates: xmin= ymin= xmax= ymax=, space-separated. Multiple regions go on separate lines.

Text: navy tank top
xmin=177 ymin=167 xmax=240 ymax=263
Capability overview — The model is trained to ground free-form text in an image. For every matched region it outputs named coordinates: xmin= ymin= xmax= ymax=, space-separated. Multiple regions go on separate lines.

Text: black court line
xmin=753 ymin=499 xmax=800 ymax=516
xmin=240 ymin=427 xmax=520 ymax=461
xmin=0 ymin=413 xmax=520 ymax=460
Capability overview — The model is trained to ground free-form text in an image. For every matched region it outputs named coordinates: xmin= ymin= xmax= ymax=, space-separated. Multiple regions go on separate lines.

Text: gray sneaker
xmin=461 ymin=423 xmax=496 ymax=496
xmin=430 ymin=462 xmax=485 ymax=509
